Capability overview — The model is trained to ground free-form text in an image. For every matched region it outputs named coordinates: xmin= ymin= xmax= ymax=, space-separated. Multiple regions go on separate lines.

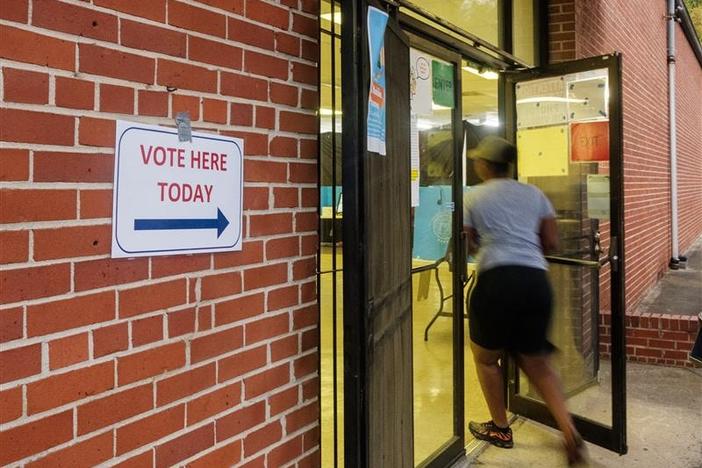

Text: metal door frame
xmin=503 ymin=53 xmax=627 ymax=454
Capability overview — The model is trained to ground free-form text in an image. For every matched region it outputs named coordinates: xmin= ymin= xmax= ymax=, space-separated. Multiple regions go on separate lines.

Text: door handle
xmin=609 ymin=236 xmax=619 ymax=272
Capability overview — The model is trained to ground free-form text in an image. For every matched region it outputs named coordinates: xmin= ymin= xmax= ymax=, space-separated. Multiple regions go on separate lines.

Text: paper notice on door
xmin=516 ymin=125 xmax=569 ymax=178
xmin=410 ymin=48 xmax=433 ymax=115
xmin=516 ymin=76 xmax=568 ymax=129
xmin=411 ymin=114 xmax=420 ymax=207
xmin=587 ymin=174 xmax=610 ymax=220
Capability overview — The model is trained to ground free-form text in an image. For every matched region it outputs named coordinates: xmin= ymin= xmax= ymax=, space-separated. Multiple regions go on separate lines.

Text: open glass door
xmin=504 ymin=54 xmax=627 ymax=454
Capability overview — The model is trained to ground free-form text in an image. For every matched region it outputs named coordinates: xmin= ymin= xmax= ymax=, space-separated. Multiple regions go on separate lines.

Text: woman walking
xmin=463 ymin=136 xmax=587 ymax=465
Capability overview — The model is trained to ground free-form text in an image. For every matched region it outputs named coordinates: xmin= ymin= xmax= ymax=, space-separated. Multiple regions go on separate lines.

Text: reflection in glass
xmin=513 ymin=0 xmax=535 ymax=64
xmin=405 ymin=0 xmax=499 ymax=47
xmin=515 ymin=68 xmax=613 ymax=428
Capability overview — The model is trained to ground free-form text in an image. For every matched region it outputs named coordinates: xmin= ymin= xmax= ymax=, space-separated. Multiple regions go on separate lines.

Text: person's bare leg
xmin=517 ymin=353 xmax=578 ymax=444
xmin=471 ymin=341 xmax=508 ymax=427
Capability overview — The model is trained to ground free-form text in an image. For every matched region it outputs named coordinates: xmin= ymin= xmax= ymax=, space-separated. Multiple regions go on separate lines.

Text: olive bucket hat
xmin=467 ymin=135 xmax=516 ymax=164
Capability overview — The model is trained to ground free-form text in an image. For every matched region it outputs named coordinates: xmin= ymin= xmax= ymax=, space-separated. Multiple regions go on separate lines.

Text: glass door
xmin=406 ymin=33 xmax=466 ymax=468
xmin=504 ymin=54 xmax=627 ymax=454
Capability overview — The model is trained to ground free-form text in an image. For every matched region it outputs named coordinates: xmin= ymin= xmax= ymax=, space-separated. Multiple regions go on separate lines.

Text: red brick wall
xmin=0 ymin=1 xmax=320 ymax=466
xmin=549 ymin=0 xmax=702 ymax=312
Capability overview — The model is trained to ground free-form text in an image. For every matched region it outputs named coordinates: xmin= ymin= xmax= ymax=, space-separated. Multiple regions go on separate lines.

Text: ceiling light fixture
xmin=320 ymin=12 xmax=342 ymax=25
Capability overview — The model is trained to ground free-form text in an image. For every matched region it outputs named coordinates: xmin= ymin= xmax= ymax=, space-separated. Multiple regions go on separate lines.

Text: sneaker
xmin=468 ymin=420 xmax=513 ymax=448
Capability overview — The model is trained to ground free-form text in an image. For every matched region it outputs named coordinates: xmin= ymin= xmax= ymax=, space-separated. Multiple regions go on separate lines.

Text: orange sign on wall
xmin=570 ymin=121 xmax=610 ymax=163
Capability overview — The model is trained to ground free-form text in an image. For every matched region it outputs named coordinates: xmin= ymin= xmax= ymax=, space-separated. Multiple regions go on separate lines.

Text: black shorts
xmin=468 ymin=265 xmax=555 ymax=355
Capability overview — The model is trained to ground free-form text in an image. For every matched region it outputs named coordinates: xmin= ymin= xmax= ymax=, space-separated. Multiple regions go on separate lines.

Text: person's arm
xmin=465 ymin=227 xmax=480 ymax=256
xmin=539 ymin=217 xmax=559 ymax=254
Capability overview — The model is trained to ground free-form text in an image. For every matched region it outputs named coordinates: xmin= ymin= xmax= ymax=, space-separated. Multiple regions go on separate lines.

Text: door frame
xmin=503 ymin=53 xmax=627 ymax=454
xmin=402 ymin=30 xmax=467 ymax=468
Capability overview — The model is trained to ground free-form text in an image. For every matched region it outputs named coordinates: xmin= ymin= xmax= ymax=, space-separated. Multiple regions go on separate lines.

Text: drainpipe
xmin=667 ymin=0 xmax=681 ymax=269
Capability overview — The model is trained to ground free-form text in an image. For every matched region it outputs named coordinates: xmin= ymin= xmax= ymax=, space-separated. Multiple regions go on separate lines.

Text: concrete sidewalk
xmin=454 ymin=362 xmax=702 ymax=467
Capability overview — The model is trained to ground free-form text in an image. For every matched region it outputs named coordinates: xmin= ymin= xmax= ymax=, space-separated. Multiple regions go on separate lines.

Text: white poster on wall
xmin=410 ymin=48 xmax=433 ymax=115
xmin=112 ymin=120 xmax=243 ymax=258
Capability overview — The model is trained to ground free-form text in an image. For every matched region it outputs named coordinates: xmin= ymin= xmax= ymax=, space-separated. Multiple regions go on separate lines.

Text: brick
xmin=231 ymin=103 xmax=254 ymax=126
xmin=244 ymin=421 xmax=282 ymax=457
xmin=244 ymin=363 xmax=293 ymax=398
xmin=270 ymin=136 xmax=298 ymax=157
xmin=152 ymin=254 xmax=210 ymax=278
xmin=215 ymin=401 xmax=265 ymax=442
xmin=79 ymin=117 xmax=116 ymax=147
xmin=294 ymin=352 xmax=316 ymax=378
xmin=293 ymin=304 xmax=316 ymax=330
xmin=191 ymin=326 xmax=243 ymax=363
xmin=269 ymin=386 xmax=298 ymax=416
xmin=0 ymin=149 xmax=29 ymax=181
xmin=168 ymin=308 xmax=196 ymax=337
xmin=241 ymin=455 xmax=265 ymax=468
xmin=1 ymin=263 xmax=71 ymax=305
xmin=27 ymin=362 xmax=114 ymax=414
xmin=198 ymin=306 xmax=212 ymax=331
xmin=292 ymin=13 xmax=317 ymax=37
xmin=0 ymin=411 xmax=73 ymax=466
xmin=244 ymin=263 xmax=289 ymax=291
xmin=249 ymin=213 xmax=293 ymax=236
xmin=269 ymin=436 xmax=304 ymax=466
xmin=1 ymin=189 xmax=76 ymax=224
xmin=117 ymin=405 xmax=185 ymax=455
xmin=99 ymin=84 xmax=135 ymax=114
xmin=132 ymin=315 xmax=164 ymax=346
xmin=138 ymin=90 xmax=169 ymax=117
xmin=0 ymin=343 xmax=40 ymax=384
xmin=214 ymin=240 xmax=263 ymax=268
xmin=32 ymin=0 xmax=118 ymax=42
xmin=300 ymin=88 xmax=317 ymax=109
xmin=34 ymin=151 xmax=113 ymax=183
xmin=189 ymin=36 xmax=243 ymax=70
xmin=93 ymin=322 xmax=129 ymax=358
xmin=187 ymin=440 xmax=242 ymax=468
xmin=0 ymin=109 xmax=74 ymax=145
xmin=218 ymin=345 xmax=267 ymax=382
xmin=80 ymin=44 xmax=155 ymax=84
xmin=276 ymin=32 xmax=300 ymax=56
xmin=0 ymin=307 xmax=23 ymax=343
xmin=157 ymin=363 xmax=215 ymax=406
xmin=301 ymin=39 xmax=318 ymax=61
xmin=273 ymin=187 xmax=299 ymax=208
xmin=171 ymin=94 xmax=201 ymax=121
xmin=301 ymin=233 xmax=317 ymax=255
xmin=80 ymin=189 xmax=113 ymax=219
xmin=3 ymin=68 xmax=48 ymax=104
xmin=119 ymin=279 xmax=187 ymax=318
xmin=187 ymin=382 xmax=242 ymax=425
xmin=299 ymin=0 xmax=317 ymax=14
xmin=295 ymin=211 xmax=317 ymax=232
xmin=33 ymin=224 xmax=112 ymax=260
xmin=118 ymin=342 xmax=185 ymax=385
xmin=245 ymin=313 xmax=289 ymax=345
xmin=266 ymin=236 xmax=300 ymax=260
xmin=0 ymin=387 xmax=22 ymax=423
xmin=255 ymin=105 xmax=276 ymax=129
xmin=292 ymin=61 xmax=317 ymax=85
xmin=201 ymin=271 xmax=242 ymax=300
xmin=26 ymin=431 xmax=113 ymax=468
xmin=300 ymin=139 xmax=317 ymax=158
xmin=28 ymin=291 xmax=115 ymax=337
xmin=49 ymin=332 xmax=89 ymax=370
xmin=285 ymin=401 xmax=318 ymax=432
xmin=0 ymin=230 xmax=28 ymax=264
xmin=156 ymin=423 xmax=214 ymax=468
xmin=302 ymin=426 xmax=320 ymax=451
xmin=270 ymin=334 xmax=298 ymax=361
xmin=227 ymin=17 xmax=274 ymax=49
xmin=221 ymin=72 xmax=268 ymax=101
xmin=247 ymin=0 xmax=289 ymax=28
xmin=168 ymin=0 xmax=226 ymax=36
xmin=94 ymin=0 xmax=166 ymax=22
xmin=244 ymin=187 xmax=269 ymax=210
xmin=215 ymin=293 xmax=265 ymax=326
xmin=268 ymin=285 xmax=300 ymax=312
xmin=270 ymin=82 xmax=298 ymax=107
xmin=280 ymin=110 xmax=317 ymax=134
xmin=293 ymin=257 xmax=316 ymax=280
xmin=0 ymin=25 xmax=74 ymax=70
xmin=197 ymin=0 xmax=244 ymax=13
xmin=75 ymin=258 xmax=149 ymax=291
xmin=121 ymin=19 xmax=186 ymax=57
xmin=245 ymin=51 xmax=289 ymax=80
xmin=203 ymin=98 xmax=228 ymax=124
xmin=0 ymin=0 xmax=28 ymax=22
xmin=78 ymin=384 xmax=153 ymax=435
xmin=113 ymin=451 xmax=153 ymax=468
xmin=158 ymin=59 xmax=217 ymax=93
xmin=226 ymin=131 xmax=269 ymax=156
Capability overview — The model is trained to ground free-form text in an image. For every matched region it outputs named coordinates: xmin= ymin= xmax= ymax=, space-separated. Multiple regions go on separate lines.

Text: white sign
xmin=410 ymin=48 xmax=433 ymax=115
xmin=112 ymin=120 xmax=243 ymax=258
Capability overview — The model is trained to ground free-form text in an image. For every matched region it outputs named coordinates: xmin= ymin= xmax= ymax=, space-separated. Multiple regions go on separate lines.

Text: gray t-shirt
xmin=463 ymin=178 xmax=556 ymax=272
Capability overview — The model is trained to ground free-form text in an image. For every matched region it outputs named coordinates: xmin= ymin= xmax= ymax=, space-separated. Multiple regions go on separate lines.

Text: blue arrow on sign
xmin=134 ymin=208 xmax=230 ymax=238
